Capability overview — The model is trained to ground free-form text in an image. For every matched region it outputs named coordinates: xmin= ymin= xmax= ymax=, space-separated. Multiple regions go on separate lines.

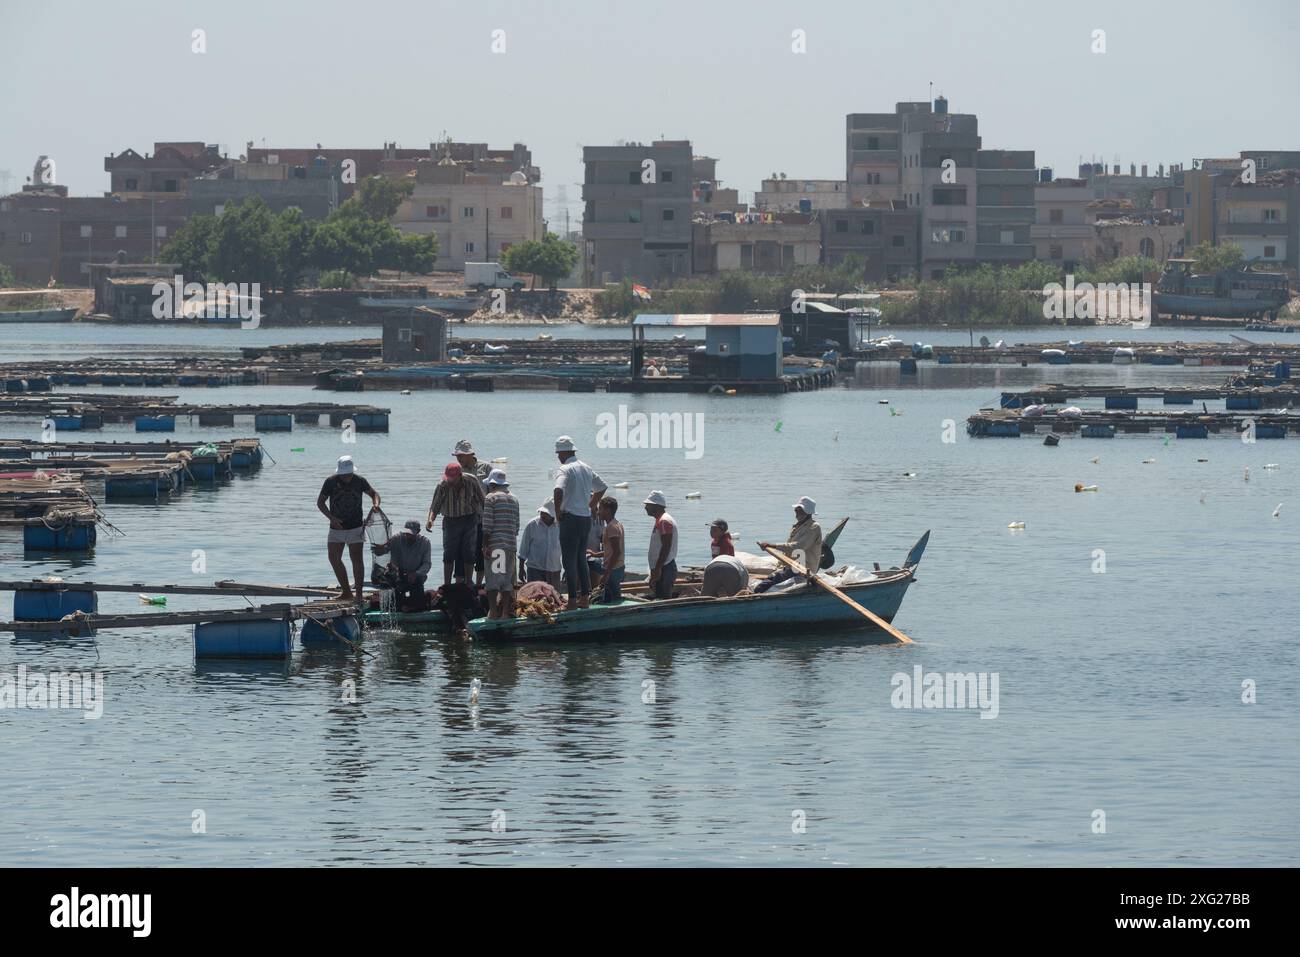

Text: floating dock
xmin=998 ymin=382 xmax=1300 ymax=410
xmin=967 ymin=408 xmax=1298 ymax=439
xmin=0 ymin=395 xmax=389 ymax=432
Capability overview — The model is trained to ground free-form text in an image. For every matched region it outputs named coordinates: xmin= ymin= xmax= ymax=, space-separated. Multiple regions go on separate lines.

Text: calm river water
xmin=1 ymin=322 xmax=1297 ymax=865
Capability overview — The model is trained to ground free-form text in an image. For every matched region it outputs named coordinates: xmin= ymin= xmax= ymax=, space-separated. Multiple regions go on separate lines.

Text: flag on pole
xmin=632 ymin=283 xmax=652 ymax=301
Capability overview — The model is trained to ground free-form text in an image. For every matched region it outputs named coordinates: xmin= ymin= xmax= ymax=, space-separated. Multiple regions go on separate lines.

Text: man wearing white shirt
xmin=643 ymin=490 xmax=678 ymax=600
xmin=552 ymin=435 xmax=607 ymax=610
xmin=518 ymin=501 xmax=563 ymax=589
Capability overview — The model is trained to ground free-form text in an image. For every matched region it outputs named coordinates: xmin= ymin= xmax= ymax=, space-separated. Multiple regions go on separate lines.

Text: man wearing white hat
xmin=552 ymin=436 xmax=607 ymax=610
xmin=317 ymin=455 xmax=382 ymax=603
xmin=642 ymin=490 xmax=678 ymax=600
xmin=755 ymin=496 xmax=823 ymax=593
xmin=518 ymin=500 xmax=562 ymax=588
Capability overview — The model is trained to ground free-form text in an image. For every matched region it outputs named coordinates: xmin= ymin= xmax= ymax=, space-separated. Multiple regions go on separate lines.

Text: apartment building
xmin=1032 ymin=177 xmax=1093 ymax=271
xmin=820 ymin=204 xmax=919 ymax=281
xmin=103 ymin=142 xmax=226 ymax=195
xmin=392 ymin=158 xmax=543 ymax=271
xmin=975 ymin=149 xmax=1036 ymax=267
xmin=1217 ymin=168 xmax=1298 ymax=271
xmin=582 ymin=140 xmax=694 ymax=283
xmin=897 ymin=98 xmax=981 ymax=278
xmin=188 ymin=158 xmax=340 ymax=220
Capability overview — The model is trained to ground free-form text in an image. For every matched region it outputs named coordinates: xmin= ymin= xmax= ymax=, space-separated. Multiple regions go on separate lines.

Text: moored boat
xmin=0 ymin=307 xmax=78 ymax=323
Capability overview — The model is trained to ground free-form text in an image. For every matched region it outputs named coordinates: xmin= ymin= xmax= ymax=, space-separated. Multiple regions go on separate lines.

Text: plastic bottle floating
xmin=1197 ymin=458 xmax=1208 ymax=463
xmin=878 ymin=399 xmax=890 ymax=405
xmin=1273 ymin=504 xmax=1283 ymax=519
xmin=400 ymin=389 xmax=412 ymax=395
xmin=1074 ymin=483 xmax=1098 ymax=493
xmin=1090 ymin=457 xmax=1100 ymax=464
xmin=138 ymin=595 xmax=166 ymax=605
xmin=1142 ymin=458 xmax=1156 ymax=464
xmin=613 ymin=482 xmax=629 ymax=489
xmin=1007 ymin=522 xmax=1026 ymax=529
xmin=903 ymin=471 xmax=918 ymax=478
xmin=491 ymin=457 xmax=508 ymax=464
xmin=291 ymin=447 xmax=305 ymax=453
xmin=1263 ymin=463 xmax=1279 ymax=470
xmin=1244 ymin=468 xmax=1250 ymax=482
xmin=890 ymin=407 xmax=903 ymax=416
xmin=685 ymin=491 xmax=702 ymax=499
xmin=469 ymin=678 xmax=481 ymax=707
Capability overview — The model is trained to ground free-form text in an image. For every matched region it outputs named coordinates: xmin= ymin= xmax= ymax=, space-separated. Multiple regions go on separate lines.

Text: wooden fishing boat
xmin=0 ymin=307 xmax=78 ymax=323
xmin=464 ymin=532 xmax=928 ymax=644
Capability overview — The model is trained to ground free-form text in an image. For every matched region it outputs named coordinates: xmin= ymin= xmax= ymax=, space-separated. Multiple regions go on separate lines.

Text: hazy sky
xmin=3 ymin=0 xmax=1298 ymax=227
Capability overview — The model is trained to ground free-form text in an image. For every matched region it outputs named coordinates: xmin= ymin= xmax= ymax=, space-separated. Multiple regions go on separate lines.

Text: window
xmin=499 ymin=206 xmax=513 ymax=219
xmin=1263 ymin=209 xmax=1280 ymax=222
xmin=867 ymin=136 xmax=879 ymax=150
xmin=465 ymin=242 xmax=475 ymax=253
xmin=628 ymin=170 xmax=641 ymax=185
xmin=1185 ymin=192 xmax=1192 ymax=206
xmin=1049 ymin=209 xmax=1063 ymax=224
xmin=115 ymin=226 xmax=127 ymax=239
xmin=662 ymin=209 xmax=675 ymax=221
xmin=462 ymin=206 xmax=475 ymax=218
xmin=164 ymin=179 xmax=178 ymax=192
xmin=892 ymin=234 xmax=905 ymax=247
xmin=932 ymin=187 xmax=967 ymax=206
xmin=155 ymin=225 xmax=167 ymax=239
xmin=1139 ymin=238 xmax=1155 ymax=258
xmin=1049 ymin=244 xmax=1063 ymax=260
xmin=861 ymin=220 xmax=874 ymax=235
xmin=627 ymin=208 xmax=641 ymax=223
xmin=80 ymin=225 xmax=92 ymax=238
xmin=21 ymin=232 xmax=33 ymax=244
xmin=398 ymin=327 xmax=412 ymax=342
xmin=124 ymin=178 xmax=138 ymax=190
xmin=1264 ymin=245 xmax=1277 ymax=258
xmin=835 ymin=219 xmax=848 ymax=233
xmin=661 ymin=170 xmax=673 ymax=183
xmin=999 ymin=229 xmax=1015 ymax=245
xmin=867 ymin=173 xmax=881 ymax=185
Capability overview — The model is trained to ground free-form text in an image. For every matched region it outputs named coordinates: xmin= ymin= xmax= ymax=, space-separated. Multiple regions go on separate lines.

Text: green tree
xmin=270 ymin=207 xmax=318 ymax=294
xmin=159 ymin=213 xmax=217 ymax=283
xmin=206 ymin=198 xmax=277 ymax=289
xmin=503 ymin=233 xmax=580 ymax=292
xmin=396 ymin=232 xmax=438 ymax=276
xmin=1189 ymin=240 xmax=1245 ymax=273
xmin=0 ymin=262 xmax=16 ymax=288
xmin=339 ymin=176 xmax=415 ymax=221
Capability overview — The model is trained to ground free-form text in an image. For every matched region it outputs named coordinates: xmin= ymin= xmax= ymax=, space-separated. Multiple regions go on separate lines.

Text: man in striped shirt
xmin=427 ymin=461 xmax=486 ymax=587
xmin=481 ymin=469 xmax=520 ymax=619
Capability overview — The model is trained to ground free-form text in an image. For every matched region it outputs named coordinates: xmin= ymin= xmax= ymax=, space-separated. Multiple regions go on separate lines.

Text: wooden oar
xmin=761 ymin=544 xmax=913 ymax=645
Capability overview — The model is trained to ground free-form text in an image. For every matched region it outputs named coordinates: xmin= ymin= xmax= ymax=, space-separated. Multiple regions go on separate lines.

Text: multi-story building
xmin=103 ymin=142 xmax=226 ymax=196
xmin=0 ymin=186 xmax=187 ymax=286
xmin=582 ymin=140 xmax=694 ymax=284
xmin=846 ymin=106 xmax=925 ymax=205
xmin=1217 ymin=168 xmax=1298 ymax=271
xmin=693 ymin=214 xmax=821 ymax=274
xmin=975 ymin=149 xmax=1036 ymax=267
xmin=898 ymin=98 xmax=981 ymax=278
xmin=392 ymin=157 xmax=544 ymax=271
xmin=820 ymin=203 xmax=919 ymax=281
xmin=1032 ymin=176 xmax=1093 ymax=271
xmin=187 ymin=158 xmax=340 ymax=220
xmin=247 ymin=141 xmax=538 ymax=202
xmin=755 ymin=177 xmax=849 ymax=212
xmin=691 ymin=156 xmax=745 ymax=218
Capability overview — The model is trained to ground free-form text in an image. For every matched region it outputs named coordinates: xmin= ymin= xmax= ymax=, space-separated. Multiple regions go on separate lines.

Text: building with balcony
xmin=693 ymin=215 xmax=821 ymax=274
xmin=1032 ymin=177 xmax=1093 ymax=271
xmin=1217 ymin=168 xmax=1299 ymax=271
xmin=582 ymin=140 xmax=694 ymax=283
xmin=897 ymin=98 xmax=981 ymax=278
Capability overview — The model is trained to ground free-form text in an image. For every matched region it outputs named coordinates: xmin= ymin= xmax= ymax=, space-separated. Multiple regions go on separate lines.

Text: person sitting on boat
xmin=427 ymin=460 xmax=486 ymax=588
xmin=318 ymin=455 xmax=381 ymax=604
xmin=481 ymin=469 xmax=520 ymax=620
xmin=519 ymin=501 xmax=563 ymax=588
xmin=708 ymin=518 xmax=735 ymax=557
xmin=589 ymin=496 xmax=625 ymax=604
xmin=643 ymin=491 xmax=678 ymax=600
xmin=371 ymin=520 xmax=432 ymax=611
xmin=755 ymin=496 xmax=823 ymax=594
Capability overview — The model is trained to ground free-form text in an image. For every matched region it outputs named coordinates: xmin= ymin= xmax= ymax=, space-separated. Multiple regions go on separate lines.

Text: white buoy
xmin=469 ymin=678 xmax=481 ymax=706
xmin=1007 ymin=521 xmax=1025 ymax=529
xmin=685 ymin=491 xmax=702 ymax=499
xmin=1273 ymin=503 xmax=1283 ymax=519
xmin=613 ymin=481 xmax=629 ymax=489
xmin=1090 ymin=456 xmax=1100 ymax=464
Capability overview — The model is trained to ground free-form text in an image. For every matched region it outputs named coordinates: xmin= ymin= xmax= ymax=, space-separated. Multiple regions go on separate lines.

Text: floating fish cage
xmin=1104 ymin=395 xmax=1138 ymax=410
xmin=23 ymin=520 xmax=97 ymax=551
xmin=135 ymin=415 xmax=176 ymax=432
xmin=1081 ymin=424 xmax=1117 ymax=438
xmin=105 ymin=472 xmax=172 ymax=500
xmin=13 ymin=587 xmax=98 ymax=621
xmin=1176 ymin=424 xmax=1209 ymax=439
xmin=300 ymin=614 xmax=361 ymax=646
xmin=254 ymin=413 xmax=293 ymax=432
xmin=194 ymin=618 xmax=294 ymax=658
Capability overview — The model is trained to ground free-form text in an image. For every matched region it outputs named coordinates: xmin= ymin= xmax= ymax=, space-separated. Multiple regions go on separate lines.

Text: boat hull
xmin=467 ymin=572 xmax=915 ymax=644
xmin=0 ymin=307 xmax=78 ymax=323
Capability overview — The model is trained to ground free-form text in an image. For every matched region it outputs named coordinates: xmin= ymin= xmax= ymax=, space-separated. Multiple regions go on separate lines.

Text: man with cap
xmin=481 ymin=468 xmax=520 ymax=619
xmin=372 ymin=520 xmax=433 ymax=610
xmin=643 ymin=491 xmax=678 ymax=600
xmin=453 ymin=439 xmax=492 ymax=588
xmin=552 ymin=436 xmax=607 ymax=610
xmin=755 ymin=496 xmax=823 ymax=593
xmin=708 ymin=519 xmax=735 ymax=558
xmin=317 ymin=455 xmax=381 ymax=603
xmin=427 ymin=459 xmax=486 ymax=587
xmin=518 ymin=500 xmax=563 ymax=588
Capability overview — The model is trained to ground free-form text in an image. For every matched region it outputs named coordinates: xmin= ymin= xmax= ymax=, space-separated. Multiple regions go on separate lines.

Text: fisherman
xmin=453 ymin=439 xmax=492 ymax=588
xmin=590 ymin=496 xmax=625 ymax=604
xmin=518 ymin=501 xmax=563 ymax=588
xmin=371 ymin=520 xmax=432 ymax=611
xmin=427 ymin=459 xmax=486 ymax=588
xmin=317 ymin=455 xmax=381 ymax=604
xmin=708 ymin=518 xmax=735 ymax=557
xmin=755 ymin=496 xmax=823 ymax=593
xmin=643 ymin=491 xmax=678 ymax=600
xmin=481 ymin=468 xmax=520 ymax=620
xmin=553 ymin=436 xmax=607 ymax=611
